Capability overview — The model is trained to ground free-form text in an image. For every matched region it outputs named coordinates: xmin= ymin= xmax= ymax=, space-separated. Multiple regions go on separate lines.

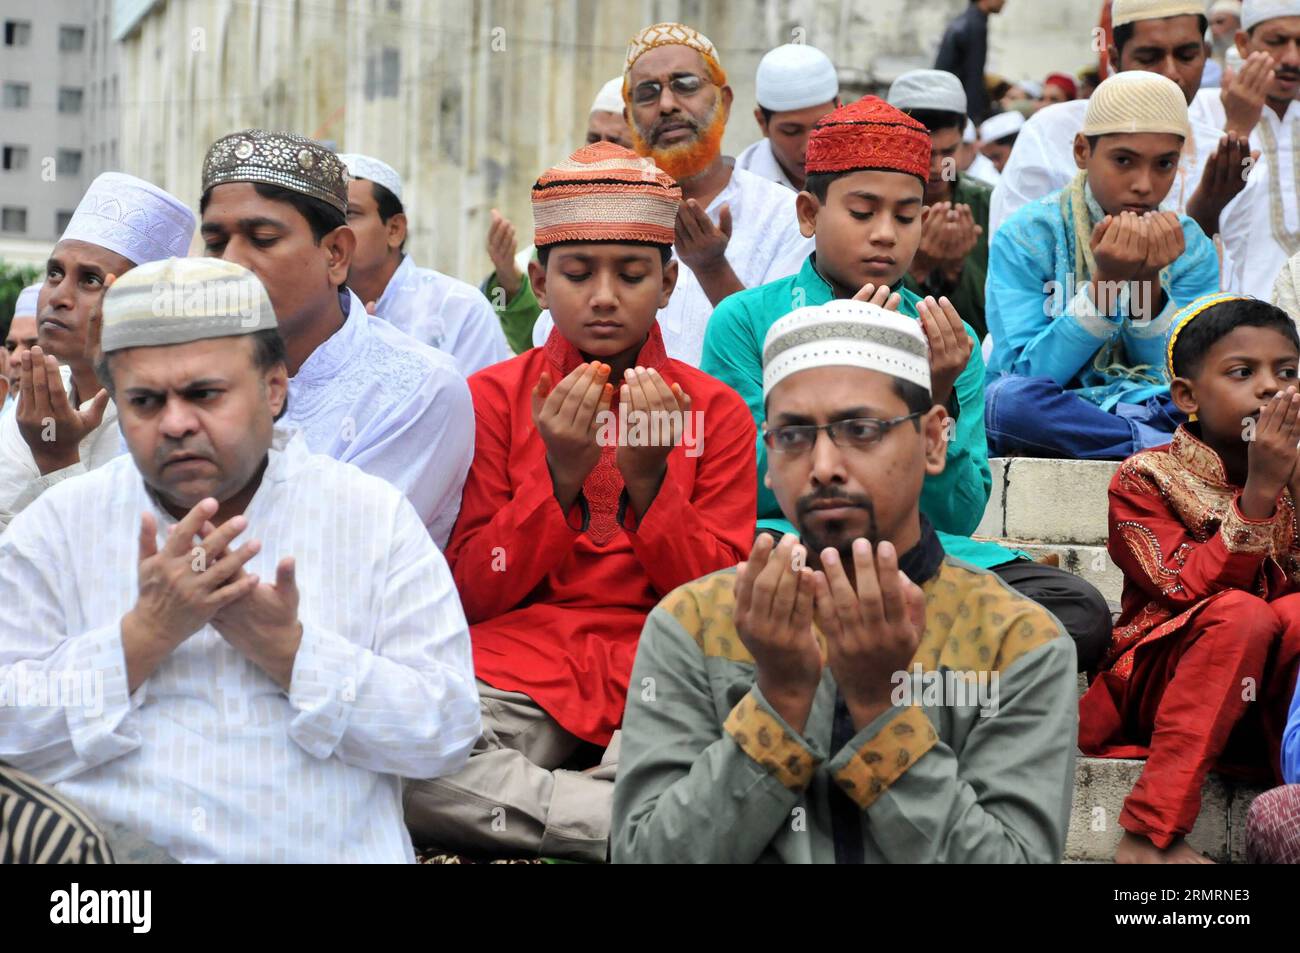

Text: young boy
xmin=986 ymin=71 xmax=1221 ymax=461
xmin=1081 ymin=293 xmax=1300 ymax=863
xmin=402 ymin=142 xmax=757 ymax=862
xmin=701 ymin=96 xmax=1112 ymax=672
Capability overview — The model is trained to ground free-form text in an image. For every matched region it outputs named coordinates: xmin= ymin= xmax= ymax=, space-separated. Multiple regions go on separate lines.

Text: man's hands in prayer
xmin=615 ymin=366 xmax=690 ymax=518
xmin=121 ymin=499 xmax=262 ymax=692
xmin=910 ymin=203 xmax=982 ymax=286
xmin=211 ymin=557 xmax=304 ymax=692
xmin=487 ymin=209 xmax=523 ymax=302
xmin=918 ymin=295 xmax=971 ymax=407
xmin=16 ymin=346 xmax=110 ymax=475
xmin=1222 ymin=51 xmax=1274 ymax=139
xmin=676 ymin=199 xmax=744 ymax=305
xmin=812 ymin=538 xmax=927 ymax=732
xmin=733 ymin=533 xmax=823 ymax=734
xmin=532 ymin=362 xmax=614 ymax=512
xmin=1187 ymin=134 xmax=1258 ymax=238
xmin=1243 ymin=386 xmax=1300 ymax=519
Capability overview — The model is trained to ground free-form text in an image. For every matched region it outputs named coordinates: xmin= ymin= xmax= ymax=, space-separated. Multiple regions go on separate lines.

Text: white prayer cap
xmin=888 ymin=69 xmax=968 ymax=116
xmin=963 ymin=118 xmax=977 ymax=143
xmin=762 ymin=299 xmax=930 ymax=399
xmin=1111 ymin=0 xmax=1206 ymax=27
xmin=1020 ymin=79 xmax=1044 ymax=99
xmin=59 ymin=172 xmax=194 ymax=267
xmin=13 ymin=283 xmax=40 ymax=319
xmin=590 ymin=76 xmax=625 ymax=114
xmin=755 ymin=44 xmax=839 ymax=113
xmin=979 ymin=111 xmax=1025 ymax=143
xmin=339 ymin=153 xmax=403 ymax=203
xmin=1243 ymin=0 xmax=1300 ymax=31
xmin=1209 ymin=0 xmax=1243 ymax=15
xmin=1082 ymin=70 xmax=1191 ymax=138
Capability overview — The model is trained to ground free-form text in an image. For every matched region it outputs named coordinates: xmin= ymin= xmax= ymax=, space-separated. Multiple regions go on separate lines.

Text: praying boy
xmin=701 ymin=97 xmax=1112 ymax=672
xmin=986 ymin=71 xmax=1221 ymax=461
xmin=402 ymin=143 xmax=756 ymax=862
xmin=1081 ymin=293 xmax=1300 ymax=863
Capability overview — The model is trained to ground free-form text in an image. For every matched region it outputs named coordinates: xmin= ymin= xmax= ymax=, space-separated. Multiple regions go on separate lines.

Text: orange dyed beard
xmin=630 ymin=101 xmax=727 ymax=182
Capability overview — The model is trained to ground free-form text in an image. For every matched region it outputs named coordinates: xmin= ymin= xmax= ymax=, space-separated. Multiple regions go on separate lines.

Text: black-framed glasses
xmin=762 ymin=413 xmax=924 ymax=455
xmin=631 ymin=74 xmax=707 ymax=105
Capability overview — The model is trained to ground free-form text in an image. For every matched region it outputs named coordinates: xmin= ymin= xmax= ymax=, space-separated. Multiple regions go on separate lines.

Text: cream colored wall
xmin=117 ymin=0 xmax=1103 ymax=283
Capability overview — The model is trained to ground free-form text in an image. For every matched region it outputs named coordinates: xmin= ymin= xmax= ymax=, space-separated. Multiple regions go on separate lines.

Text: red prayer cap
xmin=804 ymin=96 xmax=931 ymax=184
xmin=1045 ymin=72 xmax=1078 ymax=100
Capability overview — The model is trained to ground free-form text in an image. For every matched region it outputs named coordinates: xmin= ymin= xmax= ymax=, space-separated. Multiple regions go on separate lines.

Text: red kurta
xmin=446 ymin=325 xmax=757 ymax=746
xmin=1080 ymin=427 xmax=1300 ymax=846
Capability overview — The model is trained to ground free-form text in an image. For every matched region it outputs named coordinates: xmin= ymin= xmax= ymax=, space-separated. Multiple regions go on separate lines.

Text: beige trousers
xmin=403 ymin=680 xmax=617 ymax=862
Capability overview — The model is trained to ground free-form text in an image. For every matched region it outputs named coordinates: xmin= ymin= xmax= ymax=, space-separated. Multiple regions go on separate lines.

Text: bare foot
xmin=1114 ymin=832 xmax=1214 ymax=864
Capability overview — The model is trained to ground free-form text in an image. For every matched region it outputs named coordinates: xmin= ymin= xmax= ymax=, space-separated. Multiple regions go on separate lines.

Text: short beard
xmin=630 ymin=100 xmax=726 ymax=182
xmin=794 ymin=488 xmax=879 ymax=563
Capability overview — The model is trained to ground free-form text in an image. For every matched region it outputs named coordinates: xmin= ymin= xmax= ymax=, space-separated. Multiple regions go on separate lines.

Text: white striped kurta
xmin=0 ymin=427 xmax=481 ymax=863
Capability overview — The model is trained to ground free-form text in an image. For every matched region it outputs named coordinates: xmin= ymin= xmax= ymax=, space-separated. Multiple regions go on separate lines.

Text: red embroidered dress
xmin=446 ymin=325 xmax=757 ymax=745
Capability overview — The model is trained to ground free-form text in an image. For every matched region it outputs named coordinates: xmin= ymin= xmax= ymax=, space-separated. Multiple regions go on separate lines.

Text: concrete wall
xmin=113 ymin=0 xmax=1105 ymax=281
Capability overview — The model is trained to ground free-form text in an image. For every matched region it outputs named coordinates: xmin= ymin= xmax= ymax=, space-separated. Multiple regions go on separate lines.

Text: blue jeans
xmin=985 ymin=375 xmax=1184 ymax=460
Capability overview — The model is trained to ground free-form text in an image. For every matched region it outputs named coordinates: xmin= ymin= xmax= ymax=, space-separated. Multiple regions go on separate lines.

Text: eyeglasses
xmin=762 ymin=414 xmax=924 ymax=455
xmin=631 ymin=74 xmax=707 ymax=106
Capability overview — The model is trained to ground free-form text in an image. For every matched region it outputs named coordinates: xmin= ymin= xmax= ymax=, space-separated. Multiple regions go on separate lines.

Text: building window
xmin=2 ymin=83 xmax=30 ymax=109
xmin=3 ymin=20 xmax=31 ymax=46
xmin=2 ymin=145 xmax=29 ymax=171
xmin=59 ymin=25 xmax=85 ymax=51
xmin=56 ymin=149 xmax=82 ymax=175
xmin=365 ymin=47 xmax=401 ymax=100
xmin=58 ymin=87 xmax=83 ymax=114
xmin=1 ymin=207 xmax=27 ymax=233
xmin=55 ymin=210 xmax=74 ymax=234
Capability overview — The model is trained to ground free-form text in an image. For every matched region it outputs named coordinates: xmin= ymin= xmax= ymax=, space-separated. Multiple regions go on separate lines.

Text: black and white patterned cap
xmin=762 ymin=300 xmax=931 ymax=399
xmin=202 ymin=129 xmax=348 ymax=215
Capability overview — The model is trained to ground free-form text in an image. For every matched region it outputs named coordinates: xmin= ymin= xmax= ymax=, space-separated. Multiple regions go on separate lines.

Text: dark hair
xmin=905 ymin=108 xmax=965 ymax=134
xmin=370 ymin=181 xmax=407 ymax=254
xmin=803 ymin=168 xmax=926 ymax=202
xmin=992 ymin=132 xmax=1020 ymax=148
xmin=1171 ymin=298 xmax=1300 ymax=378
xmin=760 ymin=106 xmax=773 ymax=124
xmin=96 ymin=328 xmax=290 ymax=420
xmin=199 ymin=182 xmax=345 ymax=244
xmin=893 ymin=378 xmax=934 ymax=417
xmin=1113 ymin=15 xmax=1208 ymax=56
xmin=537 ymin=240 xmax=673 ymax=269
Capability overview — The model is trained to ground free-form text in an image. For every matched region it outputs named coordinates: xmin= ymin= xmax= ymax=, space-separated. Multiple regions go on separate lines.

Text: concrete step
xmin=978 ymin=458 xmax=1121 ymax=546
xmin=1067 ymin=757 xmax=1265 ymax=863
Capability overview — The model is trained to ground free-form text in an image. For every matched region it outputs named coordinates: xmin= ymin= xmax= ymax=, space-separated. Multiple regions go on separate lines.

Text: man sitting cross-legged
xmin=402 ymin=143 xmax=756 ymax=862
xmin=0 ymin=258 xmax=479 ymax=863
xmin=613 ymin=299 xmax=1079 ymax=863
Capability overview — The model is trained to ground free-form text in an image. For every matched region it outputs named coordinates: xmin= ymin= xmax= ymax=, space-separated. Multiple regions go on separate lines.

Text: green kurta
xmin=901 ymin=173 xmax=992 ymax=341
xmin=611 ymin=547 xmax=1079 ymax=863
xmin=481 ymin=244 xmax=541 ymax=355
xmin=699 ymin=253 xmax=1023 ymax=570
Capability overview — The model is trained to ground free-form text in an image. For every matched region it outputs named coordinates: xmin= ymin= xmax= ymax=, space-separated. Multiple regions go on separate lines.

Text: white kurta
xmin=0 ymin=366 xmax=122 ymax=533
xmin=0 ymin=427 xmax=481 ymax=863
xmin=373 ymin=255 xmax=511 ymax=376
xmin=530 ymin=167 xmax=814 ymax=366
xmin=286 ymin=289 xmax=474 ymax=548
xmin=734 ymin=138 xmax=796 ymax=190
xmin=965 ymin=151 xmax=1002 ymax=188
xmin=988 ymin=99 xmax=1229 ymax=236
xmin=1219 ymin=101 xmax=1300 ymax=299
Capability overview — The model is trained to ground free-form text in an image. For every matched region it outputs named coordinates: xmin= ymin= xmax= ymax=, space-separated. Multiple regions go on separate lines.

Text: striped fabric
xmin=0 ymin=763 xmax=113 ymax=864
xmin=1246 ymin=785 xmax=1300 ymax=864
xmin=531 ymin=142 xmax=680 ymax=248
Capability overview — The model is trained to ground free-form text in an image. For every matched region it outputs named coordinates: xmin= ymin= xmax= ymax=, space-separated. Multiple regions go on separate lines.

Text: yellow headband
xmin=1166 ymin=293 xmax=1250 ymax=381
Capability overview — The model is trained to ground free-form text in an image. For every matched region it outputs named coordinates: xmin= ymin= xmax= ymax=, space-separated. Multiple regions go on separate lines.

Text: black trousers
xmin=993 ymin=559 xmax=1111 ymax=673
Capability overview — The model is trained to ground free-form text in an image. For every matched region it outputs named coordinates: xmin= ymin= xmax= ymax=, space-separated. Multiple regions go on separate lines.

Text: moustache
xmin=795 ymin=488 xmax=874 ymax=519
xmin=650 ymin=117 xmax=700 ymax=144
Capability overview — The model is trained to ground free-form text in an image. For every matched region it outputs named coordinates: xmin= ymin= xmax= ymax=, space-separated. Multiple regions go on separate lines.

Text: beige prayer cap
xmin=101 ymin=258 xmax=277 ymax=354
xmin=1111 ymin=0 xmax=1205 ymax=26
xmin=625 ymin=22 xmax=721 ymax=74
xmin=1081 ymin=71 xmax=1191 ymax=139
